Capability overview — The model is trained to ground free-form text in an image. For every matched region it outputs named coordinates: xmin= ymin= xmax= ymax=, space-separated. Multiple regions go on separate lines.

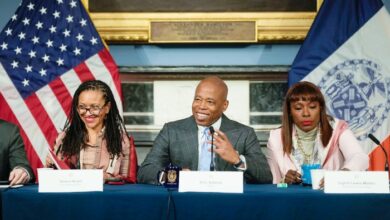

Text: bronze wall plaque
xmin=150 ymin=21 xmax=256 ymax=43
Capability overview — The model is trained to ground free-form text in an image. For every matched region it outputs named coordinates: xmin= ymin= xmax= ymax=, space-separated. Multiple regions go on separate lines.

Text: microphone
xmin=209 ymin=126 xmax=215 ymax=171
xmin=368 ymin=133 xmax=389 ymax=171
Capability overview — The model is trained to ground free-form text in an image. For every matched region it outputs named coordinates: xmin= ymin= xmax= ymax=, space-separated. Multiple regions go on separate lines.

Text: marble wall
xmin=123 ymin=81 xmax=287 ymax=127
xmin=250 ymin=82 xmax=287 ymax=125
xmin=122 ymin=82 xmax=154 ymax=125
xmin=121 ymin=75 xmax=288 ymax=164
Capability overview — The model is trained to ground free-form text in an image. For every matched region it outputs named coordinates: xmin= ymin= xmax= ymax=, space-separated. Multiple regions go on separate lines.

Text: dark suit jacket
xmin=138 ymin=115 xmax=272 ymax=184
xmin=0 ymin=120 xmax=34 ymax=182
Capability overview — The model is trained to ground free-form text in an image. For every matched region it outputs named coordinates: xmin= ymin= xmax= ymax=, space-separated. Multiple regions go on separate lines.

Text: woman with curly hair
xmin=46 ymin=80 xmax=136 ymax=182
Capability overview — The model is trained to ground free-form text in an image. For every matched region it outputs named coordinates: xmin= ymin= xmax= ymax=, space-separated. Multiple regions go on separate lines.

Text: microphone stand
xmin=379 ymin=143 xmax=389 ymax=182
xmin=209 ymin=126 xmax=215 ymax=171
xmin=381 ymin=147 xmax=389 ymax=172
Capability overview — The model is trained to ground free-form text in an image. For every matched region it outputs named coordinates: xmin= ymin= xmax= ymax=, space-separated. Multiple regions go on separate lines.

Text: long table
xmin=171 ymin=185 xmax=390 ymax=219
xmin=1 ymin=184 xmax=169 ymax=220
xmin=2 ymin=184 xmax=390 ymax=220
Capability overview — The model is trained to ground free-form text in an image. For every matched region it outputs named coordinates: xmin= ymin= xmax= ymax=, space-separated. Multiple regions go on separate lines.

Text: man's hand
xmin=211 ymin=129 xmax=240 ymax=165
xmin=9 ymin=168 xmax=30 ymax=186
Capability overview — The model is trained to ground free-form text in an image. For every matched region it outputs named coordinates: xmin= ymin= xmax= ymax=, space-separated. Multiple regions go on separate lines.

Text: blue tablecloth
xmin=2 ymin=184 xmax=390 ymax=220
xmin=171 ymin=184 xmax=390 ymax=220
xmin=2 ymin=184 xmax=169 ymax=220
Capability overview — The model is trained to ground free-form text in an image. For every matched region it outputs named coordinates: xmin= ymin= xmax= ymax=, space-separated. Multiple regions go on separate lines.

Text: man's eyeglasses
xmin=77 ymin=104 xmax=106 ymax=115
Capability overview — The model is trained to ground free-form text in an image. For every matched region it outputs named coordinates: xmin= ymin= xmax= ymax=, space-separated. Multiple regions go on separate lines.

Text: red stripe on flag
xmin=24 ymin=93 xmax=58 ymax=146
xmin=369 ymin=135 xmax=390 ymax=172
xmin=0 ymin=93 xmax=43 ymax=178
xmin=48 ymin=148 xmax=70 ymax=170
xmin=48 ymin=78 xmax=73 ymax=116
xmin=98 ymin=49 xmax=122 ymax=98
xmin=73 ymin=62 xmax=95 ymax=82
xmin=126 ymin=135 xmax=138 ymax=183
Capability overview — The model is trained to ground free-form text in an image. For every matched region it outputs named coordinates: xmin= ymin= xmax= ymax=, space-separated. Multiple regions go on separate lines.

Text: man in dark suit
xmin=0 ymin=119 xmax=34 ymax=185
xmin=138 ymin=76 xmax=272 ymax=184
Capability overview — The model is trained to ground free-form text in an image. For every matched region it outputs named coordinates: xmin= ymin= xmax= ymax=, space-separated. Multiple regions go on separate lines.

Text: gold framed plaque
xmin=82 ymin=0 xmax=323 ymax=43
xmin=150 ymin=21 xmax=257 ymax=43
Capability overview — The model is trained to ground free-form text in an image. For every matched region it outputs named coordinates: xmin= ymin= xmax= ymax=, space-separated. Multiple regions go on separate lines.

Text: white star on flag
xmin=22 ymin=18 xmax=30 ymax=25
xmin=35 ymin=21 xmax=43 ymax=29
xmin=49 ymin=26 xmax=56 ymax=33
xmin=42 ymin=54 xmax=50 ymax=62
xmin=80 ymin=19 xmax=87 ymax=26
xmin=28 ymin=50 xmax=36 ymax=58
xmin=39 ymin=7 xmax=47 ymax=15
xmin=56 ymin=58 xmax=64 ymax=66
xmin=90 ymin=37 xmax=98 ymax=45
xmin=25 ymin=65 xmax=33 ymax=73
xmin=0 ymin=42 xmax=7 ymax=50
xmin=73 ymin=47 xmax=81 ymax=55
xmin=46 ymin=40 xmax=54 ymax=48
xmin=76 ymin=33 xmax=84 ymax=41
xmin=14 ymin=47 xmax=22 ymax=54
xmin=31 ymin=36 xmax=39 ymax=44
xmin=70 ymin=0 xmax=77 ymax=8
xmin=63 ymin=29 xmax=70 ymax=37
xmin=66 ymin=15 xmax=74 ymax=23
xmin=27 ymin=3 xmax=35 ymax=11
xmin=59 ymin=44 xmax=67 ymax=52
xmin=22 ymin=79 xmax=29 ymax=87
xmin=5 ymin=28 xmax=12 ymax=35
xmin=53 ymin=11 xmax=60 ymax=19
xmin=18 ymin=32 xmax=26 ymax=40
xmin=11 ymin=60 xmax=19 ymax=68
xmin=39 ymin=68 xmax=47 ymax=76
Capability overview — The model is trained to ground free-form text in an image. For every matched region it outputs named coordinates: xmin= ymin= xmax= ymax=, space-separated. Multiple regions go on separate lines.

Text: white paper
xmin=324 ymin=171 xmax=389 ymax=193
xmin=0 ymin=184 xmax=23 ymax=189
xmin=179 ymin=171 xmax=243 ymax=193
xmin=38 ymin=169 xmax=103 ymax=193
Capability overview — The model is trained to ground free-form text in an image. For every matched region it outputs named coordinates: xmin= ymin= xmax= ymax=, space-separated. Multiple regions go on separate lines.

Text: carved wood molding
xmin=82 ymin=0 xmax=323 ymax=43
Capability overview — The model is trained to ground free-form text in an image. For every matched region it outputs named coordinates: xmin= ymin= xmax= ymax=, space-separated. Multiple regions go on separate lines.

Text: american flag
xmin=0 ymin=0 xmax=136 ymax=181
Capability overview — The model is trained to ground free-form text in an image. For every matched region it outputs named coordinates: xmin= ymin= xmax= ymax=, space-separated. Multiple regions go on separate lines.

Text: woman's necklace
xmin=295 ymin=132 xmax=313 ymax=164
xmin=294 ymin=125 xmax=318 ymax=164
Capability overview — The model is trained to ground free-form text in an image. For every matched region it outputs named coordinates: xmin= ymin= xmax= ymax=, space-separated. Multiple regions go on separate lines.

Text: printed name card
xmin=324 ymin=171 xmax=389 ymax=193
xmin=38 ymin=169 xmax=103 ymax=193
xmin=179 ymin=171 xmax=243 ymax=193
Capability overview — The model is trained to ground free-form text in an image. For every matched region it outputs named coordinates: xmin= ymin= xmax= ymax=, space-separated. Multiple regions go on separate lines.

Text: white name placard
xmin=38 ymin=169 xmax=103 ymax=193
xmin=179 ymin=171 xmax=243 ymax=193
xmin=324 ymin=171 xmax=389 ymax=194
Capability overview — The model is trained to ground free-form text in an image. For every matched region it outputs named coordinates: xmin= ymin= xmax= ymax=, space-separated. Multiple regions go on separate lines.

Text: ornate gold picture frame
xmin=82 ymin=0 xmax=323 ymax=43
